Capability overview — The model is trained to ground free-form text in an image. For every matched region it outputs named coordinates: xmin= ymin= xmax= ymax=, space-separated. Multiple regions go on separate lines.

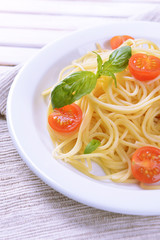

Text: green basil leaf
xmin=93 ymin=51 xmax=103 ymax=77
xmin=100 ymin=46 xmax=131 ymax=87
xmin=84 ymin=139 xmax=101 ymax=154
xmin=109 ymin=46 xmax=131 ymax=65
xmin=102 ymin=46 xmax=131 ymax=73
xmin=102 ymin=70 xmax=117 ymax=87
xmin=51 ymin=71 xmax=97 ymax=109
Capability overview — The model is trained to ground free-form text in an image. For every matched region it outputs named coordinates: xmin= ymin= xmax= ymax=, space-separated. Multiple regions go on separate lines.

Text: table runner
xmin=1 ymin=11 xmax=160 ymax=240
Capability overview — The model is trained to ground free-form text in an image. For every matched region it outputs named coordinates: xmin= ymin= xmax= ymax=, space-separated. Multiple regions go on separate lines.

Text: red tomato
xmin=110 ymin=35 xmax=134 ymax=49
xmin=48 ymin=103 xmax=82 ymax=133
xmin=131 ymin=146 xmax=160 ymax=183
xmin=129 ymin=53 xmax=160 ymax=81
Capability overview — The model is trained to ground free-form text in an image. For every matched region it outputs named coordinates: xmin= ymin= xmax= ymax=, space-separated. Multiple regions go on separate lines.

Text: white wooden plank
xmin=0 ymin=0 xmax=156 ymax=18
xmin=0 ymin=28 xmax=70 ymax=47
xmin=0 ymin=0 xmax=158 ymax=66
xmin=0 ymin=46 xmax=39 ymax=65
xmin=0 ymin=13 xmax=124 ymax=30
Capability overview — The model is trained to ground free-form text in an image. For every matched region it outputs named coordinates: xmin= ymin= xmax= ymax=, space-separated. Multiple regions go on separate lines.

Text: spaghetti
xmin=44 ymin=38 xmax=160 ymax=189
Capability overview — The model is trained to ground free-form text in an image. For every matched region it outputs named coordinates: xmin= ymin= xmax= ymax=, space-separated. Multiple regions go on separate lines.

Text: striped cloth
xmin=1 ymin=12 xmax=160 ymax=240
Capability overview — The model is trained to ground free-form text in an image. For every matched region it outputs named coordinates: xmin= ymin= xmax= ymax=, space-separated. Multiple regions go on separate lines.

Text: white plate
xmin=7 ymin=21 xmax=160 ymax=216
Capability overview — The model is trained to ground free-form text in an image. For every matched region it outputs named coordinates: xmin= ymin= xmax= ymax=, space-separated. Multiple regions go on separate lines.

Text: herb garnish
xmin=51 ymin=46 xmax=131 ymax=109
xmin=84 ymin=139 xmax=101 ymax=154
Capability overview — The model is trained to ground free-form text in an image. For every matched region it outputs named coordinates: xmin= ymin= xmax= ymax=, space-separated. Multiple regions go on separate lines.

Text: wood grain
xmin=0 ymin=0 xmax=158 ymax=66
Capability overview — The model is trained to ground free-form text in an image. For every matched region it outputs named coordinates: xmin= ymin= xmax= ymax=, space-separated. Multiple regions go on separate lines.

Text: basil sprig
xmin=51 ymin=46 xmax=131 ymax=109
xmin=51 ymin=71 xmax=97 ymax=109
xmin=84 ymin=139 xmax=101 ymax=154
xmin=100 ymin=46 xmax=132 ymax=87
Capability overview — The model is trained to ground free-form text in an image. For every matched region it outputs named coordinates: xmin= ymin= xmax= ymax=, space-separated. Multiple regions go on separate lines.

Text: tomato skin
xmin=48 ymin=103 xmax=82 ymax=133
xmin=122 ymin=35 xmax=134 ymax=42
xmin=129 ymin=53 xmax=160 ymax=81
xmin=110 ymin=35 xmax=134 ymax=49
xmin=131 ymin=146 xmax=160 ymax=183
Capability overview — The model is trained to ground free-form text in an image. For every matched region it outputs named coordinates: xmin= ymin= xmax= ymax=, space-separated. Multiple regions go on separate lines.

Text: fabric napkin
xmin=0 ymin=64 xmax=22 ymax=116
xmin=1 ymin=9 xmax=160 ymax=240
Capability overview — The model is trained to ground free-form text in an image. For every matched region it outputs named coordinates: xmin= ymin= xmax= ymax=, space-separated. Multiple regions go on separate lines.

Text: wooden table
xmin=0 ymin=0 xmax=159 ymax=69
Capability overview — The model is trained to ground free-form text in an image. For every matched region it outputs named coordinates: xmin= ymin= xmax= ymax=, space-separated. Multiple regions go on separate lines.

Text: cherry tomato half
xmin=48 ymin=103 xmax=82 ymax=133
xmin=129 ymin=53 xmax=160 ymax=81
xmin=131 ymin=146 xmax=160 ymax=183
xmin=110 ymin=35 xmax=134 ymax=49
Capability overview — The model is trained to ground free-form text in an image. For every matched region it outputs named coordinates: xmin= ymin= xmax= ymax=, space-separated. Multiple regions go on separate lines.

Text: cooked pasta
xmin=43 ymin=38 xmax=160 ymax=189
